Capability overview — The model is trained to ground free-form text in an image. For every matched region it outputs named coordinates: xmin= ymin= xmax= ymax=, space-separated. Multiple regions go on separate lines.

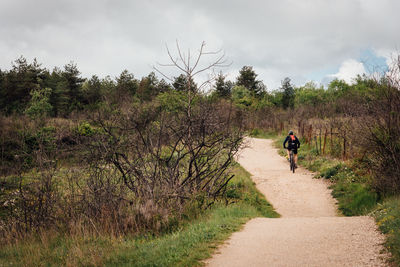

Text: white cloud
xmin=328 ymin=59 xmax=366 ymax=84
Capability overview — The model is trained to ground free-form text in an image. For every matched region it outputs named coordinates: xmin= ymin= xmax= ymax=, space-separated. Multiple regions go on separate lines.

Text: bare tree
xmin=85 ymin=42 xmax=243 ymax=232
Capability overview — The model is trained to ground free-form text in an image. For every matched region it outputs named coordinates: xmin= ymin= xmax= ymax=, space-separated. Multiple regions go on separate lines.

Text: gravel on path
xmin=205 ymin=138 xmax=387 ymax=267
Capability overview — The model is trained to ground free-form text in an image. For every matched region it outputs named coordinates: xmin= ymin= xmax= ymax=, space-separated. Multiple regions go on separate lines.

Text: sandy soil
xmin=205 ymin=138 xmax=387 ymax=266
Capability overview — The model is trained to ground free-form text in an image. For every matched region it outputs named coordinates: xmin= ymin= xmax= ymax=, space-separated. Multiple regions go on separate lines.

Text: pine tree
xmin=62 ymin=62 xmax=85 ymax=112
xmin=214 ymin=72 xmax=231 ymax=98
xmin=236 ymin=66 xmax=265 ymax=97
xmin=172 ymin=74 xmax=197 ymax=92
xmin=281 ymin=77 xmax=294 ymax=109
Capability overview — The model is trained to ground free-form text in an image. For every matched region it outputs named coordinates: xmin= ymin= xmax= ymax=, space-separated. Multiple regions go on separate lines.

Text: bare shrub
xmin=84 ymin=95 xmax=243 ymax=232
xmin=358 ymin=62 xmax=400 ymax=194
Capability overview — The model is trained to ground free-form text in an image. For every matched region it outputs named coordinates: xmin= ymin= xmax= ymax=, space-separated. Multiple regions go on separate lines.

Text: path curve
xmin=205 ymin=138 xmax=387 ymax=267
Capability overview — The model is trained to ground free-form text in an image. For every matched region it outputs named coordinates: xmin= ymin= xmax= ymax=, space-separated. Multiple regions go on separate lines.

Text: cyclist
xmin=283 ymin=130 xmax=300 ymax=168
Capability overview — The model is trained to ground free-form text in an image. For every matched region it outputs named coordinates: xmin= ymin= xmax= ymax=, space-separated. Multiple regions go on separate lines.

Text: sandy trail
xmin=205 ymin=138 xmax=387 ymax=267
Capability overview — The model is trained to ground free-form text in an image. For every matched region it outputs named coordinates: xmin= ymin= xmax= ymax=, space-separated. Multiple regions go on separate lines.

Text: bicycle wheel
xmin=290 ymin=151 xmax=295 ymax=173
xmin=292 ymin=159 xmax=295 ymax=173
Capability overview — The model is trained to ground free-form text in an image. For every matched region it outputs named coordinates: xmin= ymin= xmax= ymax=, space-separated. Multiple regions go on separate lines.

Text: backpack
xmin=288 ymin=135 xmax=296 ymax=148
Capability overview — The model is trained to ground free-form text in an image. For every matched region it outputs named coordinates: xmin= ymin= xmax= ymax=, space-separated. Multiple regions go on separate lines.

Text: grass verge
xmin=0 ymin=164 xmax=277 ymax=267
xmin=372 ymin=197 xmax=400 ymax=265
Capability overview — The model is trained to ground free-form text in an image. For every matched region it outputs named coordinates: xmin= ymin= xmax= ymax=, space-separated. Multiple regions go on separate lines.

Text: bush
xmin=76 ymin=121 xmax=96 ymax=137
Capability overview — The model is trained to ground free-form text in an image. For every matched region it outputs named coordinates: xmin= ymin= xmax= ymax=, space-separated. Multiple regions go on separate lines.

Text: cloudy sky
xmin=1 ymin=0 xmax=399 ymax=89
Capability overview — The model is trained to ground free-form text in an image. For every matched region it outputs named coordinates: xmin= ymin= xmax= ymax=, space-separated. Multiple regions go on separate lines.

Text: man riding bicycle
xmin=283 ymin=130 xmax=300 ymax=168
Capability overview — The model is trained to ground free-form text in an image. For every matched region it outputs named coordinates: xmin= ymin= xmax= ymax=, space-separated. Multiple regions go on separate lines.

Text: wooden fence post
xmin=323 ymin=129 xmax=327 ymax=155
xmin=330 ymin=127 xmax=333 ymax=154
xmin=343 ymin=136 xmax=347 ymax=160
xmin=319 ymin=128 xmax=322 ymax=154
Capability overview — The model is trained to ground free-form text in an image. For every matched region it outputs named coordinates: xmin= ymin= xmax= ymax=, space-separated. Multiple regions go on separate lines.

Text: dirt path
xmin=205 ymin=138 xmax=387 ymax=267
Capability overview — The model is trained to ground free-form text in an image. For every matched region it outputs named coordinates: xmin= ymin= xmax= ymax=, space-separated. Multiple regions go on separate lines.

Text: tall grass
xmin=0 ymin=164 xmax=277 ymax=266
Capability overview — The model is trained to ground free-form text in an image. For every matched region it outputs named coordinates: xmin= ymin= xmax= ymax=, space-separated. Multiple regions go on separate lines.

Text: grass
xmin=0 ymin=164 xmax=277 ymax=267
xmin=372 ymin=197 xmax=400 ymax=265
xmin=248 ymin=128 xmax=279 ymax=139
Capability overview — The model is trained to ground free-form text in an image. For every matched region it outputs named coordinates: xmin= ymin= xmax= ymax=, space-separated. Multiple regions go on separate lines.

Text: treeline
xmin=0 ymin=57 xmax=172 ymax=116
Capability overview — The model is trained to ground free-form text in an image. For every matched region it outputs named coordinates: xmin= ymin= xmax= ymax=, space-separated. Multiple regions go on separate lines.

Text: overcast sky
xmin=1 ymin=0 xmax=399 ymax=89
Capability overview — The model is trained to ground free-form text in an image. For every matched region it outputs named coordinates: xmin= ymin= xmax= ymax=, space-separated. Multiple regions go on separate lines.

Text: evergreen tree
xmin=236 ymin=66 xmax=265 ymax=97
xmin=116 ymin=70 xmax=138 ymax=96
xmin=172 ymin=74 xmax=197 ymax=92
xmin=156 ymin=79 xmax=172 ymax=93
xmin=45 ymin=67 xmax=69 ymax=116
xmin=214 ymin=72 xmax=232 ymax=98
xmin=24 ymin=87 xmax=53 ymax=119
xmin=0 ymin=57 xmax=46 ymax=113
xmin=281 ymin=77 xmax=295 ymax=109
xmin=137 ymin=72 xmax=160 ymax=101
xmin=82 ymin=75 xmax=102 ymax=106
xmin=62 ymin=62 xmax=85 ymax=112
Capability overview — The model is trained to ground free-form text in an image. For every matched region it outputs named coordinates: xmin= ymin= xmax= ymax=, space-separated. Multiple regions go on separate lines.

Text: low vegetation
xmin=0 ymin=164 xmax=277 ymax=267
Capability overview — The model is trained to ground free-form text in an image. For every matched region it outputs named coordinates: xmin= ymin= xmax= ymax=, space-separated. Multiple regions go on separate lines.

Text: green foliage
xmin=327 ymin=78 xmax=351 ymax=97
xmin=373 ymin=197 xmax=400 ymax=265
xmin=76 ymin=121 xmax=96 ymax=137
xmin=137 ymin=72 xmax=167 ymax=101
xmin=231 ymin=85 xmax=252 ymax=107
xmin=294 ymin=81 xmax=326 ymax=108
xmin=62 ymin=62 xmax=86 ymax=112
xmin=25 ymin=87 xmax=53 ymax=119
xmin=0 ymin=57 xmax=46 ymax=114
xmin=116 ymin=70 xmax=138 ymax=96
xmin=156 ymin=90 xmax=187 ymax=113
xmin=172 ymin=74 xmax=197 ymax=92
xmin=81 ymin=75 xmax=103 ymax=107
xmin=280 ymin=77 xmax=294 ymax=109
xmin=214 ymin=72 xmax=232 ymax=98
xmin=236 ymin=66 xmax=265 ymax=97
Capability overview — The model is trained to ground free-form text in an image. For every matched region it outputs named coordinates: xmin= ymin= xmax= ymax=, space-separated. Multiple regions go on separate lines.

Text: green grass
xmin=373 ymin=197 xmax=400 ymax=265
xmin=248 ymin=128 xmax=279 ymax=139
xmin=0 ymin=164 xmax=277 ymax=267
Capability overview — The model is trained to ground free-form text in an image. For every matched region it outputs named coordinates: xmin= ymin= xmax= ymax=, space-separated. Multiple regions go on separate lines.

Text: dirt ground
xmin=205 ymin=138 xmax=388 ymax=267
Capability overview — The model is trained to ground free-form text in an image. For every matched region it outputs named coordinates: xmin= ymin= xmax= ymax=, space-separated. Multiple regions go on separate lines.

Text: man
xmin=283 ymin=130 xmax=300 ymax=168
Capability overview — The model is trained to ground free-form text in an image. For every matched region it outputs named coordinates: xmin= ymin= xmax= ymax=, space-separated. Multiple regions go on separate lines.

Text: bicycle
xmin=289 ymin=149 xmax=295 ymax=173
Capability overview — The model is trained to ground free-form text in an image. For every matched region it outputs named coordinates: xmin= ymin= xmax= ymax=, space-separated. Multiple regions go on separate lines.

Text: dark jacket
xmin=283 ymin=135 xmax=300 ymax=150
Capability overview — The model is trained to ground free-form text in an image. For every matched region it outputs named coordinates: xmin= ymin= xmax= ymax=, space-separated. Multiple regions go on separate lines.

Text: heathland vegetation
xmin=1 ymin=45 xmax=400 ymax=265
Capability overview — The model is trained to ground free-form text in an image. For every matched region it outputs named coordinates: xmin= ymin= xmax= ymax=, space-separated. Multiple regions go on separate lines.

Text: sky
xmin=1 ymin=0 xmax=399 ymax=90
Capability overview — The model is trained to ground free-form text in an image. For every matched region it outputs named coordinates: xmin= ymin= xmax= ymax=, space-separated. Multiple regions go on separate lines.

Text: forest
xmin=1 ymin=48 xmax=400 ymax=264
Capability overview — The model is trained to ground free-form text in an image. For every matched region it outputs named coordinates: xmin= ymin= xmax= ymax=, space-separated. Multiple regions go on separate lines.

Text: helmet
xmin=288 ymin=130 xmax=294 ymax=135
